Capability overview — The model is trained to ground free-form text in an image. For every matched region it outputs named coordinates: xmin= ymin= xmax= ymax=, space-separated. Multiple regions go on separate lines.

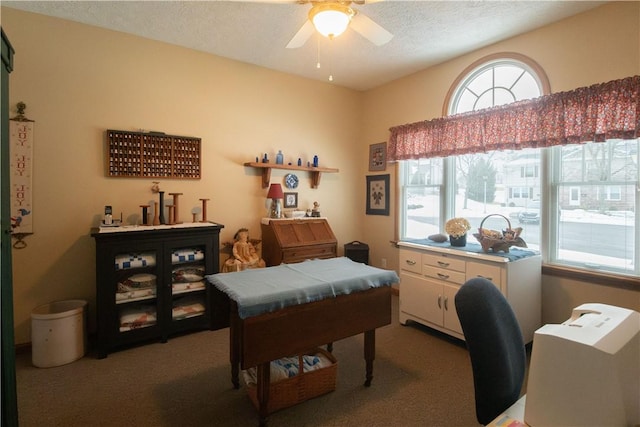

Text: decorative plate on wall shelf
xmin=284 ymin=173 xmax=299 ymax=189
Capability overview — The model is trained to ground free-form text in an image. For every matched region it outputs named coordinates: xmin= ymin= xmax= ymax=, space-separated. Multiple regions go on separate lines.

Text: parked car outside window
xmin=518 ymin=200 xmax=540 ymax=224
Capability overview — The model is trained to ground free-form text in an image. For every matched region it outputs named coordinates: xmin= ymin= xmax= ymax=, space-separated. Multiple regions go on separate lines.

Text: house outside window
xmin=550 ymin=139 xmax=638 ymax=273
xmin=398 ymin=56 xmax=639 ymax=277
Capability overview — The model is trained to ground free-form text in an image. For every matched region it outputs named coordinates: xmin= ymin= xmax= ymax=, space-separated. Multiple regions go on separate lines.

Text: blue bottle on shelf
xmin=276 ymin=150 xmax=284 ymax=165
xmin=313 ymin=155 xmax=319 ymax=167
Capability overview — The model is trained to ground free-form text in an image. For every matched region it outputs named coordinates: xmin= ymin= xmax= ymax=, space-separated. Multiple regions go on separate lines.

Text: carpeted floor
xmin=16 ymin=296 xmax=484 ymax=426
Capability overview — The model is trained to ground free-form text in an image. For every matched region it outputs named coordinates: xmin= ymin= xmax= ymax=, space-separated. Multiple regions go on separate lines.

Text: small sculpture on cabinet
xmin=222 ymin=228 xmax=266 ymax=272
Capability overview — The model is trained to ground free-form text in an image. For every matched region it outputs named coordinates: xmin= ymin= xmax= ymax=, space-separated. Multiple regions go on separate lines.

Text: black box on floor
xmin=344 ymin=241 xmax=369 ymax=265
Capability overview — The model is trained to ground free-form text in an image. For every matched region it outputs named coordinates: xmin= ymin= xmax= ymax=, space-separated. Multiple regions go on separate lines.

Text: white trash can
xmin=31 ymin=300 xmax=87 ymax=368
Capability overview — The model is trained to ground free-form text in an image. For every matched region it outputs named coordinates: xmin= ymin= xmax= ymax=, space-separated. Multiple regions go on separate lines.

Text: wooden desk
xmin=260 ymin=218 xmax=337 ymax=266
xmin=216 ymin=286 xmax=391 ymax=425
xmin=209 ymin=257 xmax=398 ymax=425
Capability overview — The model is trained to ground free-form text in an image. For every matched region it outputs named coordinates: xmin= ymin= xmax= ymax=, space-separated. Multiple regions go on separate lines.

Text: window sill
xmin=542 ymin=264 xmax=640 ymax=291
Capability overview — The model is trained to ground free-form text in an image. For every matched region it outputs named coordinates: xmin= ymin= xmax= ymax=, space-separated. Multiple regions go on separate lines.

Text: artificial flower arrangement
xmin=445 ymin=217 xmax=471 ymax=238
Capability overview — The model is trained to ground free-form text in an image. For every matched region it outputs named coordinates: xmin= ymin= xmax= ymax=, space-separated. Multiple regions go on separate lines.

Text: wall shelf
xmin=243 ymin=162 xmax=339 ymax=189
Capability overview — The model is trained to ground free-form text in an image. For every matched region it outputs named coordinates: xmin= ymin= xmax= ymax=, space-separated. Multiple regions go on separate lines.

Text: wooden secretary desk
xmin=260 ymin=218 xmax=337 ymax=266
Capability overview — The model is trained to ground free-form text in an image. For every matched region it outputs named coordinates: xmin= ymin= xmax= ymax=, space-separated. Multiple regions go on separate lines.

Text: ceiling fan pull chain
xmin=316 ymin=36 xmax=321 ymax=69
xmin=328 ymin=37 xmax=334 ymax=82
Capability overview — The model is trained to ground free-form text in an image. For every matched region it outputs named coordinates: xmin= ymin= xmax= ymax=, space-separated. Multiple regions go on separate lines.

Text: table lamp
xmin=267 ymin=183 xmax=284 ymax=218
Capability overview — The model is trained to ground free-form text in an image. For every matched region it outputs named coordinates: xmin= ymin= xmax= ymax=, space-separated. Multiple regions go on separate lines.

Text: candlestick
xmin=158 ymin=191 xmax=166 ymax=225
xmin=199 ymin=198 xmax=210 ymax=222
xmin=168 ymin=192 xmax=183 ymax=224
xmin=140 ymin=205 xmax=150 ymax=226
xmin=168 ymin=205 xmax=175 ymax=225
xmin=152 ymin=202 xmax=160 ymax=225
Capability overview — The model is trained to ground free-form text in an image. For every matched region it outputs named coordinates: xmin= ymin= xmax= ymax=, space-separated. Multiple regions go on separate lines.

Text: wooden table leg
xmin=230 ymin=303 xmax=240 ymax=389
xmin=364 ymin=329 xmax=376 ymax=387
xmin=257 ymin=362 xmax=270 ymax=427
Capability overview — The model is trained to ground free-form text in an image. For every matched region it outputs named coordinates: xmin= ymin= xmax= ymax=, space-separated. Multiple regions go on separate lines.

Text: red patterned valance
xmin=387 ymin=75 xmax=639 ymax=161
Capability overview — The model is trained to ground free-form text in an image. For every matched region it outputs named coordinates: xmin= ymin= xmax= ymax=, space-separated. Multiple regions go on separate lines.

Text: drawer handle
xmin=437 ymin=295 xmax=442 ymax=309
xmin=437 ymin=273 xmax=450 ymax=280
xmin=437 ymin=261 xmax=450 ymax=267
xmin=476 ymin=275 xmax=493 ymax=282
xmin=405 ymin=260 xmax=416 ymax=266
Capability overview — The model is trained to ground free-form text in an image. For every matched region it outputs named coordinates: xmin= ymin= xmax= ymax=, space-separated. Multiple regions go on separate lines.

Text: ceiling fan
xmin=284 ymin=0 xmax=394 ymax=48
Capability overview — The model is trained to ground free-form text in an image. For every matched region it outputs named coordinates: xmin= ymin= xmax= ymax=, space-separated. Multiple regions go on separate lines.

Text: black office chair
xmin=455 ymin=277 xmax=526 ymax=425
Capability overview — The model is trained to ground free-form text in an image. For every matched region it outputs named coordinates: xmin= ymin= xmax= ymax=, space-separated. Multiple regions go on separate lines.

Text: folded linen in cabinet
xmin=172 ymin=296 xmax=205 ymax=320
xmin=116 ymin=288 xmax=156 ymax=301
xmin=118 ymin=274 xmax=156 ymax=291
xmin=172 ymin=266 xmax=205 ymax=283
xmin=172 ymin=281 xmax=205 ymax=292
xmin=119 ymin=306 xmax=157 ymax=331
xmin=171 ymin=248 xmax=204 ymax=264
xmin=115 ymin=252 xmax=156 ymax=270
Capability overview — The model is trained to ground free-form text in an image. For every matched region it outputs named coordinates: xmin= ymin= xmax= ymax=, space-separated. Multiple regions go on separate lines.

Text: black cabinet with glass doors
xmin=91 ymin=223 xmax=224 ymax=358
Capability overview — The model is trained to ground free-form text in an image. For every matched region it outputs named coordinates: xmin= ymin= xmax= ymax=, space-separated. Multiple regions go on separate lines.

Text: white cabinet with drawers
xmin=398 ymin=241 xmax=541 ymax=343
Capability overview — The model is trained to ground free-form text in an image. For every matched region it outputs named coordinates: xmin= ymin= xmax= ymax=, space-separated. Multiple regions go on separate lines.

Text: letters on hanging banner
xmin=10 ymin=118 xmax=34 ymax=235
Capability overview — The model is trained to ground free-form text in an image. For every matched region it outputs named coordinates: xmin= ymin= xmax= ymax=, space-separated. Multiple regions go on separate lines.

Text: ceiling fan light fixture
xmin=309 ymin=3 xmax=355 ymax=39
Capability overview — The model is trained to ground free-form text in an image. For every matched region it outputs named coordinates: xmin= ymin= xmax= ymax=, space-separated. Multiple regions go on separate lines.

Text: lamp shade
xmin=267 ymin=183 xmax=284 ymax=199
xmin=309 ymin=3 xmax=354 ymax=38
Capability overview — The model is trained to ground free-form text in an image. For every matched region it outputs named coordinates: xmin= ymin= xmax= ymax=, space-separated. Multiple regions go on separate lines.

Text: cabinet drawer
xmin=399 ymin=249 xmax=422 ymax=274
xmin=423 ymin=265 xmax=466 ymax=285
xmin=282 ymin=244 xmax=336 ymax=263
xmin=466 ymin=261 xmax=502 ymax=287
xmin=422 ymin=253 xmax=465 ymax=273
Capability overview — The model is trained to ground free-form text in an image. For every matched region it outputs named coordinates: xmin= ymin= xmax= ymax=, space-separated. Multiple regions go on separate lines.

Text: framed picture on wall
xmin=366 ymin=174 xmax=390 ymax=216
xmin=284 ymin=192 xmax=298 ymax=209
xmin=369 ymin=142 xmax=387 ymax=171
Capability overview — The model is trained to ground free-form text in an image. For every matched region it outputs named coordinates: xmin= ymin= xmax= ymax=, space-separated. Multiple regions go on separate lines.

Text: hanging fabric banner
xmin=10 ymin=102 xmax=34 ymax=235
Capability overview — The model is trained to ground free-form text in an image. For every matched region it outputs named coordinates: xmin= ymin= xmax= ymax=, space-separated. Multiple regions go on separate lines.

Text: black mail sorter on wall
xmin=344 ymin=241 xmax=369 ymax=265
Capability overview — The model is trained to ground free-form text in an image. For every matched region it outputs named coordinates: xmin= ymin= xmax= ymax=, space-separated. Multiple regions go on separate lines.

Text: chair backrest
xmin=455 ymin=277 xmax=526 ymax=425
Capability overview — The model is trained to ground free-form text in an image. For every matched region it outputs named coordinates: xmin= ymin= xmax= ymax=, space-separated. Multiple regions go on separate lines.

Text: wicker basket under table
xmin=246 ymin=347 xmax=337 ymax=415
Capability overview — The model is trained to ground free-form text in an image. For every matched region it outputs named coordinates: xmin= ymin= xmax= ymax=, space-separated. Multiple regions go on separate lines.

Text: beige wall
xmin=2 ymin=7 xmax=366 ymax=344
xmin=361 ymin=1 xmax=640 ymax=321
xmin=3 ymin=2 xmax=639 ymax=345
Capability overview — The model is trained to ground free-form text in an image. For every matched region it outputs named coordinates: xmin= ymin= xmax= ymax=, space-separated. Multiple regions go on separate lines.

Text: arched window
xmin=445 ymin=53 xmax=550 ymax=115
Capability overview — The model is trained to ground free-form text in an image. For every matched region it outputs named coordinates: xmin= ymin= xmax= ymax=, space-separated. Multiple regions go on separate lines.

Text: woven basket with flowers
xmin=473 ymin=214 xmax=527 ymax=253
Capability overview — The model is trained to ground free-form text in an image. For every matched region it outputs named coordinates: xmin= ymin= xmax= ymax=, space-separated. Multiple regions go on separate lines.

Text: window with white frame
xmin=398 ymin=57 xmax=639 ymax=277
xmin=521 ymin=165 xmax=539 ymax=178
xmin=550 ymin=139 xmax=638 ymax=274
xmin=400 ymin=158 xmax=444 ymax=238
xmin=605 ymin=186 xmax=622 ymax=201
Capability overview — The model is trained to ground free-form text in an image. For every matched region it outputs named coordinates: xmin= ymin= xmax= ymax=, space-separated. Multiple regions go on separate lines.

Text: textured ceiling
xmin=2 ymin=1 xmax=607 ymax=91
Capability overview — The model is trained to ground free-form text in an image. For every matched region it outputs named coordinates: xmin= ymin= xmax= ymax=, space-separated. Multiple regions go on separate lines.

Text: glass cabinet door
xmin=166 ymin=238 xmax=213 ymax=333
xmin=113 ymin=248 xmax=161 ymax=336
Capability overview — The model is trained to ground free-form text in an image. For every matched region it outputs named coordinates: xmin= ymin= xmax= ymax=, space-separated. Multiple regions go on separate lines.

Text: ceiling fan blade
xmin=286 ymin=20 xmax=314 ymax=48
xmin=350 ymin=13 xmax=393 ymax=46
